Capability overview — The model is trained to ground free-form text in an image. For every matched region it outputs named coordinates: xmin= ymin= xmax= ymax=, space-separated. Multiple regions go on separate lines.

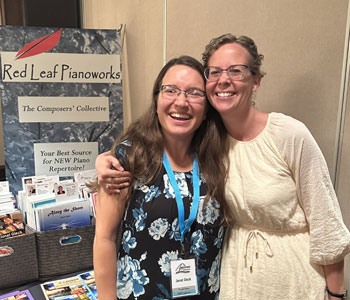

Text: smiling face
xmin=206 ymin=43 xmax=261 ymax=117
xmin=157 ymin=65 xmax=207 ymax=145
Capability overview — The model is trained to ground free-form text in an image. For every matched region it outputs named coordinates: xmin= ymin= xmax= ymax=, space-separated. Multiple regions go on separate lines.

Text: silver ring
xmin=106 ymin=184 xmax=110 ymax=189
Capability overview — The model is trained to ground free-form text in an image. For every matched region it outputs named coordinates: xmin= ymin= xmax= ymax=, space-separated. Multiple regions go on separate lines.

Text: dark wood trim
xmin=24 ymin=0 xmax=81 ymax=28
xmin=3 ymin=0 xmax=25 ymax=26
xmin=1 ymin=0 xmax=81 ymax=28
xmin=0 ymin=0 xmax=5 ymax=25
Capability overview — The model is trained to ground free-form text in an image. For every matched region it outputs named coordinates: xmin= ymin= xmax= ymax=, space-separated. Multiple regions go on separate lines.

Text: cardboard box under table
xmin=35 ymin=225 xmax=95 ymax=281
xmin=0 ymin=231 xmax=39 ymax=289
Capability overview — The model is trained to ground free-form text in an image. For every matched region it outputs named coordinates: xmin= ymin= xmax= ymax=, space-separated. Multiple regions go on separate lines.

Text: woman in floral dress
xmin=93 ymin=55 xmax=229 ymax=300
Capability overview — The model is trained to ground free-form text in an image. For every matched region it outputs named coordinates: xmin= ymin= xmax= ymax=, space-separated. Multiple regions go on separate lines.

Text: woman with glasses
xmin=93 ymin=55 xmax=229 ymax=300
xmin=202 ymin=34 xmax=349 ymax=300
xmin=96 ymin=35 xmax=350 ymax=299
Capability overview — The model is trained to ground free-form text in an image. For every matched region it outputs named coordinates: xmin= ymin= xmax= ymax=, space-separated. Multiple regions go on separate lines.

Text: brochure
xmin=80 ymin=187 xmax=97 ymax=218
xmin=0 ymin=181 xmax=10 ymax=193
xmin=0 ymin=289 xmax=34 ymax=300
xmin=0 ymin=182 xmax=16 ymax=213
xmin=54 ymin=182 xmax=79 ymax=202
xmin=35 ymin=199 xmax=90 ymax=231
xmin=26 ymin=194 xmax=56 ymax=230
xmin=90 ymin=192 xmax=97 ymax=218
xmin=22 ymin=175 xmax=59 ymax=197
xmin=0 ymin=210 xmax=25 ymax=239
xmin=0 ymin=200 xmax=15 ymax=213
xmin=78 ymin=271 xmax=98 ymax=299
xmin=74 ymin=169 xmax=97 ymax=188
xmin=41 ymin=274 xmax=96 ymax=300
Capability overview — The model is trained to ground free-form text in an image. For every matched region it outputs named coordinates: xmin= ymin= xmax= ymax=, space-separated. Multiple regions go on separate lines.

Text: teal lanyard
xmin=162 ymin=151 xmax=200 ymax=243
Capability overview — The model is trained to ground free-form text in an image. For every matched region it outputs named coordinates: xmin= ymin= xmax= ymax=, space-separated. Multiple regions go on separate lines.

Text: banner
xmin=0 ymin=26 xmax=123 ymax=193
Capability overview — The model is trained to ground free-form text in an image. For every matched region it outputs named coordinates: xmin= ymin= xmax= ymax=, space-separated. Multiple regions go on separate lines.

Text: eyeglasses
xmin=160 ymin=85 xmax=206 ymax=103
xmin=204 ymin=64 xmax=250 ymax=81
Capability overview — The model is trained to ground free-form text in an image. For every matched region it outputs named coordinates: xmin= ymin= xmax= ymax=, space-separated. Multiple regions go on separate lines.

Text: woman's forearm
xmin=94 ymin=236 xmax=118 ymax=300
xmin=323 ymin=260 xmax=345 ymax=300
xmin=94 ymin=187 xmax=128 ymax=300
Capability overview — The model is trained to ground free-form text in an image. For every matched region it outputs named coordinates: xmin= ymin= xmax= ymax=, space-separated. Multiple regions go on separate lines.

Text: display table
xmin=0 ymin=269 xmax=92 ymax=299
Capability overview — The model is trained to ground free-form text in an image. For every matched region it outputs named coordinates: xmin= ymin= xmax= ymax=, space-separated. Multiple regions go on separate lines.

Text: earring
xmin=251 ymin=93 xmax=256 ymax=107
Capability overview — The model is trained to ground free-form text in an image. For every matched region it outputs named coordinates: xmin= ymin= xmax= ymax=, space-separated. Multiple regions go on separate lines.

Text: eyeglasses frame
xmin=159 ymin=84 xmax=206 ymax=102
xmin=204 ymin=64 xmax=251 ymax=81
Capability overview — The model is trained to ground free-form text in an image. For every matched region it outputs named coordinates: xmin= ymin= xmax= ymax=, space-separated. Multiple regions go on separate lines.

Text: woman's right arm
xmin=95 ymin=151 xmax=132 ymax=193
xmin=93 ymin=184 xmax=128 ymax=300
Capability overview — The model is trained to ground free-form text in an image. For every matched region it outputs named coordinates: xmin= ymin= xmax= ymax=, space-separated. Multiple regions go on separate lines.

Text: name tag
xmin=170 ymin=257 xmax=199 ymax=298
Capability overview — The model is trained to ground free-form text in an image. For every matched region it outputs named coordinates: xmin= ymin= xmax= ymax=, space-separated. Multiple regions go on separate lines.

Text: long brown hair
xmin=113 ymin=55 xmax=231 ymax=223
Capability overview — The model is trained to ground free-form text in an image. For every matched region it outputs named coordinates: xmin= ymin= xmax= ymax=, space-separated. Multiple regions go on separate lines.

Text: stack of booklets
xmin=0 ymin=181 xmax=16 ymax=213
xmin=74 ymin=169 xmax=98 ymax=218
xmin=0 ymin=290 xmax=34 ymax=300
xmin=40 ymin=270 xmax=98 ymax=300
xmin=0 ymin=181 xmax=25 ymax=240
xmin=17 ymin=173 xmax=99 ymax=232
xmin=0 ymin=170 xmax=99 ymax=233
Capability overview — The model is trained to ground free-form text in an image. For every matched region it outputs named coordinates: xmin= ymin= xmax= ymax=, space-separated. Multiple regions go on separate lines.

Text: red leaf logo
xmin=15 ymin=28 xmax=63 ymax=60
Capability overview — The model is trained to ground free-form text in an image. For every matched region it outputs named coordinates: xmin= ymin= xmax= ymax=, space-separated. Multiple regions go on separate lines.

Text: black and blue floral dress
xmin=115 ymin=142 xmax=224 ymax=300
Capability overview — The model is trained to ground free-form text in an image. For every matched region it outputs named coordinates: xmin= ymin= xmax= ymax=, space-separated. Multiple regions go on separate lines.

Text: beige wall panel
xmin=168 ymin=0 xmax=350 ymax=289
xmin=83 ymin=0 xmax=164 ymax=124
xmin=167 ymin=0 xmax=348 ymax=174
xmin=338 ymin=81 xmax=350 ymax=288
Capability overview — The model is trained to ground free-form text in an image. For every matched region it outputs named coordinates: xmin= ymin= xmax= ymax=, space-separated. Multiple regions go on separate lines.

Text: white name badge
xmin=170 ymin=257 xmax=199 ymax=298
